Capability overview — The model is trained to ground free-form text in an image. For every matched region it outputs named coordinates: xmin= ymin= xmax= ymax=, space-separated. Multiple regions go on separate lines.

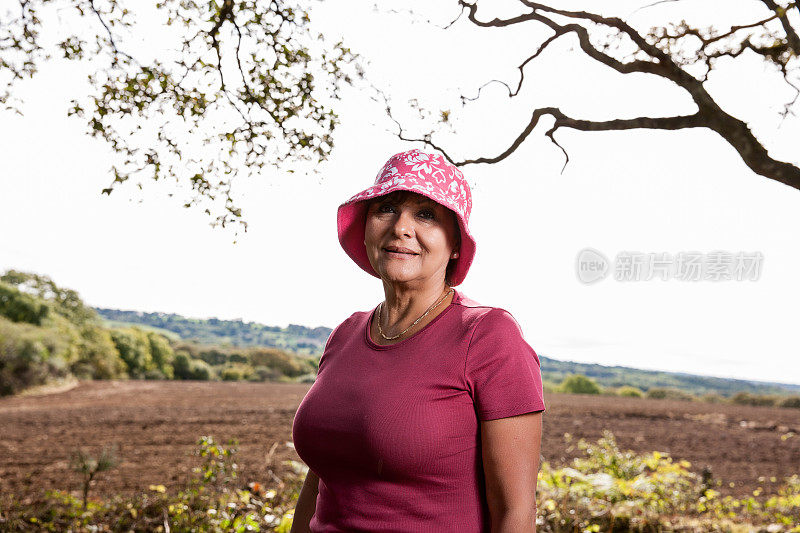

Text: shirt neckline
xmin=364 ymin=289 xmax=462 ymax=351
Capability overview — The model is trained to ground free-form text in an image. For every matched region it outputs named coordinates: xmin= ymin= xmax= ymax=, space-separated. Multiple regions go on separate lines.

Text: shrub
xmin=0 ymin=316 xmax=72 ymax=395
xmin=146 ymin=332 xmax=174 ymax=379
xmin=221 ymin=367 xmax=243 ymax=381
xmin=109 ymin=328 xmax=154 ymax=378
xmin=535 ymin=431 xmax=800 ymax=531
xmin=188 ymin=359 xmax=213 ymax=381
xmin=69 ymin=443 xmax=120 ymax=510
xmin=249 ymin=347 xmax=313 ymax=378
xmin=198 ymin=348 xmax=229 ymax=366
xmin=172 ymin=350 xmax=193 ymax=380
xmin=229 ymin=352 xmax=249 ymax=364
xmin=731 ymin=392 xmax=778 ymax=407
xmin=700 ymin=392 xmax=725 ymax=403
xmin=779 ymin=396 xmax=800 ymax=409
xmin=72 ymin=324 xmax=127 ymax=380
xmin=559 ymin=374 xmax=601 ymax=395
xmin=616 ymin=386 xmax=643 ymax=398
xmin=646 ymin=387 xmax=695 ymax=401
xmin=248 ymin=365 xmax=281 ymax=382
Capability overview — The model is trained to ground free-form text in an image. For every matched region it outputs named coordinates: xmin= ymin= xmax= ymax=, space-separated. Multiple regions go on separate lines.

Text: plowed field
xmin=1 ymin=380 xmax=798 ymax=503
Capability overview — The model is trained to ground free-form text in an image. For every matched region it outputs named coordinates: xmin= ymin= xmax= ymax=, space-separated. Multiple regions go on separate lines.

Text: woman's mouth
xmin=383 ymin=247 xmax=419 ymax=258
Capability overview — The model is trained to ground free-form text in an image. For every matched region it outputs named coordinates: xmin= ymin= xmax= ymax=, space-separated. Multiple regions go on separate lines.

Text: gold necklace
xmin=377 ymin=287 xmax=454 ymax=341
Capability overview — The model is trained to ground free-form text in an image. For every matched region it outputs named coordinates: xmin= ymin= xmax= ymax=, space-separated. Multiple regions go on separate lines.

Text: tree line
xmin=0 ymin=269 xmax=316 ymax=396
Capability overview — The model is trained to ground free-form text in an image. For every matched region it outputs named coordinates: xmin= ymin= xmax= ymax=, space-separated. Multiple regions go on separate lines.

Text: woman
xmin=291 ymin=149 xmax=546 ymax=532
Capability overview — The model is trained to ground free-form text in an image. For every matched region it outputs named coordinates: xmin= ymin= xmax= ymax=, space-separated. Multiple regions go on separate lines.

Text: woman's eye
xmin=377 ymin=203 xmax=395 ymax=213
xmin=418 ymin=210 xmax=435 ymax=220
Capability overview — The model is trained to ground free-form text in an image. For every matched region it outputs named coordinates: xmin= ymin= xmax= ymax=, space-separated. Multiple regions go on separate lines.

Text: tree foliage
xmin=1 ymin=0 xmax=362 ymax=233
xmin=0 ymin=281 xmax=50 ymax=325
xmin=1 ymin=269 xmax=98 ymax=326
xmin=559 ymin=373 xmax=602 ymax=394
xmin=389 ymin=0 xmax=800 ymax=191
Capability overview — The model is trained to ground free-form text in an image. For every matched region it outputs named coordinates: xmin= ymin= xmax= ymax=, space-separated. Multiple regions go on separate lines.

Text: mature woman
xmin=291 ymin=149 xmax=546 ymax=532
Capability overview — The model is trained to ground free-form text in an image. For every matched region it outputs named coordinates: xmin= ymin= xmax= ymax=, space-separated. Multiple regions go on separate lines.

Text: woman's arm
xmin=290 ymin=469 xmax=320 ymax=533
xmin=480 ymin=411 xmax=543 ymax=533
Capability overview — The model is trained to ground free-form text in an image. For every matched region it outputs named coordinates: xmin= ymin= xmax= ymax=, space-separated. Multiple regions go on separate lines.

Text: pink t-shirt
xmin=291 ymin=289 xmax=546 ymax=532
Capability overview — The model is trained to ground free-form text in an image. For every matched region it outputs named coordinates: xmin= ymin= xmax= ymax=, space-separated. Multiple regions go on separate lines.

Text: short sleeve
xmin=317 ymin=321 xmax=342 ymax=374
xmin=317 ymin=312 xmax=357 ymax=374
xmin=465 ymin=308 xmax=546 ymax=421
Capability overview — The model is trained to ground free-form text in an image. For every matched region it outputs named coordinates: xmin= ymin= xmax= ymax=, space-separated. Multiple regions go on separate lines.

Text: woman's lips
xmin=383 ymin=248 xmax=419 ymax=259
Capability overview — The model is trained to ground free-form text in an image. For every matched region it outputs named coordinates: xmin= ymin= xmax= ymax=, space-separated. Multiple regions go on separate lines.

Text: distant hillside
xmin=539 ymin=355 xmax=800 ymax=397
xmin=93 ymin=307 xmax=799 ymax=397
xmin=94 ymin=308 xmax=332 ymax=356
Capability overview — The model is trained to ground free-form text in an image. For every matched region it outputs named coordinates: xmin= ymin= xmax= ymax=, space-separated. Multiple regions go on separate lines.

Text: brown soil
xmin=1 ymin=381 xmax=798 ymax=503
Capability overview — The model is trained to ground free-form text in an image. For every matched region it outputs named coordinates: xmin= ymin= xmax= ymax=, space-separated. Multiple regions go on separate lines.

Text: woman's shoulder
xmin=323 ymin=304 xmax=383 ymax=348
xmin=328 ymin=308 xmax=371 ymax=339
xmin=451 ymin=291 xmax=521 ymax=333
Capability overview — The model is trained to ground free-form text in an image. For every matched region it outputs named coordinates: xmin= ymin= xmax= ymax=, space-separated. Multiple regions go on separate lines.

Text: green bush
xmin=172 ymin=350 xmax=193 ymax=380
xmin=221 ymin=367 xmax=243 ymax=381
xmin=536 ymin=431 xmax=800 ymax=531
xmin=109 ymin=328 xmax=154 ymax=378
xmin=109 ymin=328 xmax=174 ymax=379
xmin=646 ymin=387 xmax=696 ymax=401
xmin=221 ymin=364 xmax=254 ymax=381
xmin=0 ymin=316 xmax=72 ymax=395
xmin=700 ymin=392 xmax=725 ymax=403
xmin=229 ymin=352 xmax=249 ymax=364
xmin=731 ymin=392 xmax=778 ymax=407
xmin=616 ymin=386 xmax=644 ymax=398
xmin=248 ymin=365 xmax=281 ymax=382
xmin=188 ymin=359 xmax=213 ymax=380
xmin=559 ymin=374 xmax=601 ymax=395
xmin=71 ymin=324 xmax=127 ymax=380
xmin=779 ymin=396 xmax=800 ymax=409
xmin=249 ymin=347 xmax=313 ymax=378
xmin=164 ymin=349 xmax=207 ymax=381
xmin=146 ymin=332 xmax=174 ymax=379
xmin=198 ymin=348 xmax=229 ymax=366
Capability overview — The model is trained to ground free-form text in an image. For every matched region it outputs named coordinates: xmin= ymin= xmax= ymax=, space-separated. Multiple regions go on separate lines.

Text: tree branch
xmin=456 ymin=109 xmax=706 ymax=167
xmin=88 ymin=0 xmax=134 ymax=64
xmin=758 ymin=0 xmax=800 ymax=52
xmin=412 ymin=1 xmax=800 ymax=191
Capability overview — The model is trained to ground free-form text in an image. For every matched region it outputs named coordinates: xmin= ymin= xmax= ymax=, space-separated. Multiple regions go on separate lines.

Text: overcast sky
xmin=2 ymin=1 xmax=798 ymax=385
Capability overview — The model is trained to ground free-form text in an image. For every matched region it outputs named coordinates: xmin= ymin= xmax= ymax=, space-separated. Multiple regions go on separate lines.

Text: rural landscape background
xmin=1 ymin=267 xmax=799 ymax=530
xmin=2 ymin=0 xmax=800 ymax=530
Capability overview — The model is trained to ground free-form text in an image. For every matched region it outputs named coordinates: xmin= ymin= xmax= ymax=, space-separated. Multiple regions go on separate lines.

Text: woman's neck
xmin=372 ymin=282 xmax=454 ymax=344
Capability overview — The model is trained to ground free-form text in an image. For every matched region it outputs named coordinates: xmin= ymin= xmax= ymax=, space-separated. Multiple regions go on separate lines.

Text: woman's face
xmin=364 ymin=191 xmax=459 ymax=287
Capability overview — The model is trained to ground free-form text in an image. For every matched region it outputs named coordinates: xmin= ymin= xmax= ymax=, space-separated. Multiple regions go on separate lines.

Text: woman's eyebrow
xmin=412 ymin=198 xmax=437 ymax=207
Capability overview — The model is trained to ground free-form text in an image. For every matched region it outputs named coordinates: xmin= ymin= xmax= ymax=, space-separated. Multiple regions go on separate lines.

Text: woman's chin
xmin=378 ymin=265 xmax=422 ymax=284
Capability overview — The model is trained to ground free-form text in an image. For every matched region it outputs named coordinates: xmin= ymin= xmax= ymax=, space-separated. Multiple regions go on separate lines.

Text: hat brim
xmin=337 ymin=186 xmax=476 ymax=286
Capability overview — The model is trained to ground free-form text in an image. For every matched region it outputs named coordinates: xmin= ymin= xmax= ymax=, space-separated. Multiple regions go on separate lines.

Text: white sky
xmin=1 ymin=1 xmax=798 ymax=385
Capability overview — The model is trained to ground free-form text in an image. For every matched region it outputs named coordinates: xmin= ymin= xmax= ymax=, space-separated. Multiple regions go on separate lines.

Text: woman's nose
xmin=392 ymin=207 xmax=415 ymax=237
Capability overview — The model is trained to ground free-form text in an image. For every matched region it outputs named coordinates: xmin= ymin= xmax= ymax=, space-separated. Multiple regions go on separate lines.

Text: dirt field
xmin=1 ymin=380 xmax=798 ymax=504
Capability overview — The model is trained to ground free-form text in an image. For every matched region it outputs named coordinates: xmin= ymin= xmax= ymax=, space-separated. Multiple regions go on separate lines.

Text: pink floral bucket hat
xmin=336 ymin=148 xmax=476 ymax=286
